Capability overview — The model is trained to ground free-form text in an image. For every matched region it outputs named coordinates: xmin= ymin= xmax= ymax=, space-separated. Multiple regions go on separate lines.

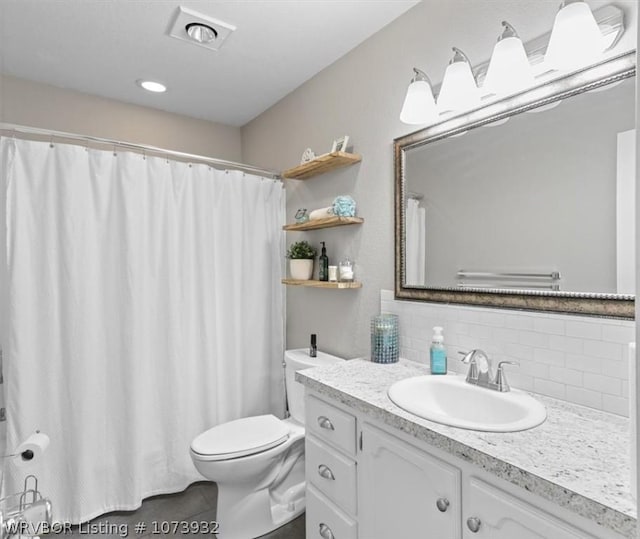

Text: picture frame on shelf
xmin=331 ymin=135 xmax=350 ymax=153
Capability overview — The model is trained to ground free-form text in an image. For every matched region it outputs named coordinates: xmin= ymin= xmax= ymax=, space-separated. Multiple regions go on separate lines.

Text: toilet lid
xmin=191 ymin=414 xmax=290 ymax=460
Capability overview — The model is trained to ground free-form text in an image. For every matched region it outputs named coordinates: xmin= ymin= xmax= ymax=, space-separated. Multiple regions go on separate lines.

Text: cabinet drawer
xmin=306 ymin=483 xmax=357 ymax=539
xmin=307 ymin=394 xmax=357 ymax=455
xmin=306 ymin=434 xmax=357 ymax=515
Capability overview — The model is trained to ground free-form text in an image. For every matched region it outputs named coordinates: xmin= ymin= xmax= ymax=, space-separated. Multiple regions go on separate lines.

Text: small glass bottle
xmin=339 ymin=257 xmax=354 ymax=282
xmin=319 ymin=242 xmax=329 ymax=282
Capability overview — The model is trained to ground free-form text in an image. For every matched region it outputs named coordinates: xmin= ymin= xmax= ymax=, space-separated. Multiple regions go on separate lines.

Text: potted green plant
xmin=287 ymin=240 xmax=318 ymax=280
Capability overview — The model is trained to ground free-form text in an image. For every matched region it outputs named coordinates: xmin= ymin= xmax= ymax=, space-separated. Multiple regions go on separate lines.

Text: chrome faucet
xmin=459 ymin=349 xmax=519 ymax=392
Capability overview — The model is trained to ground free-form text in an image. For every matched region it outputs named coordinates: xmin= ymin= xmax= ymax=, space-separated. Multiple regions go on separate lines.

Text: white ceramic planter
xmin=290 ymin=259 xmax=314 ymax=280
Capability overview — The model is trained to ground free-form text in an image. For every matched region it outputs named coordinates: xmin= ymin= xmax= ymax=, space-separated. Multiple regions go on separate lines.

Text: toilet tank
xmin=285 ymin=348 xmax=345 ymax=425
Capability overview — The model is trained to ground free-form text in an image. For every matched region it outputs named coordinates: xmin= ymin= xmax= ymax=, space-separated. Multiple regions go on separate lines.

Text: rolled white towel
xmin=309 ymin=207 xmax=333 ymax=221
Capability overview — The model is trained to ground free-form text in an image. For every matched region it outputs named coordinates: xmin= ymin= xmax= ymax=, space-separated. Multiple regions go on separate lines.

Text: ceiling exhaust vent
xmin=169 ymin=6 xmax=236 ymax=51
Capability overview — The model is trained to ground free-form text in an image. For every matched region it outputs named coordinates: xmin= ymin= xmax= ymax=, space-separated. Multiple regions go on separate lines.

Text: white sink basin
xmin=388 ymin=374 xmax=546 ymax=432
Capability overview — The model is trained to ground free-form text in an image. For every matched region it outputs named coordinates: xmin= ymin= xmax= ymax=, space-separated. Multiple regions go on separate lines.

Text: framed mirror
xmin=394 ymin=51 xmax=635 ymax=318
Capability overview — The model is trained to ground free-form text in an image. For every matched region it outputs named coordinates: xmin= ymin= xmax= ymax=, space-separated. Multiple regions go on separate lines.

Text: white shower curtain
xmin=405 ymin=198 xmax=426 ymax=286
xmin=0 ymin=137 xmax=285 ymax=523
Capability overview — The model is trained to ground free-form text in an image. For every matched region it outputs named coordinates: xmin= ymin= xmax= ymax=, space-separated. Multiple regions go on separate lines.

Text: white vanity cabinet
xmin=464 ymin=478 xmax=598 ymax=539
xmin=358 ymin=423 xmax=462 ymax=538
xmin=304 ymin=390 xmax=627 ymax=539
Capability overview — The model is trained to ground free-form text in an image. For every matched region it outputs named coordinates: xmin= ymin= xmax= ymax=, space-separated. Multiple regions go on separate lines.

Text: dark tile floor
xmin=58 ymin=482 xmax=304 ymax=538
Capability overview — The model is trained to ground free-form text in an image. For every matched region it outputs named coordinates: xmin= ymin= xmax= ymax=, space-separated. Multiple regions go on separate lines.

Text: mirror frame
xmin=394 ymin=51 xmax=636 ymax=319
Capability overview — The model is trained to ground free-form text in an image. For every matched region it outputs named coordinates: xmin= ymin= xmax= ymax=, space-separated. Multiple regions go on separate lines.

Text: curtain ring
xmin=49 ymin=135 xmax=54 ymax=148
xmin=113 ymin=145 xmax=117 ymax=157
xmin=142 ymin=149 xmax=146 ymax=161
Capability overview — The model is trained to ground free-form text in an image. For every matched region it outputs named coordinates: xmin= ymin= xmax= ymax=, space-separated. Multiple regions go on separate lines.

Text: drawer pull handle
xmin=467 ymin=517 xmax=482 ymax=533
xmin=436 ymin=498 xmax=450 ymax=512
xmin=317 ymin=416 xmax=335 ymax=430
xmin=318 ymin=464 xmax=335 ymax=480
xmin=319 ymin=523 xmax=335 ymax=539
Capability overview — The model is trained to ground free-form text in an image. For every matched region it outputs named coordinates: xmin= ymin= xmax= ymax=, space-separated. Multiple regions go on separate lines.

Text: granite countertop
xmin=297 ymin=358 xmax=636 ymax=538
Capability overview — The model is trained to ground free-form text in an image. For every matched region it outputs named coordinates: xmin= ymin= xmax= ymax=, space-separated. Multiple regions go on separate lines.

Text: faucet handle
xmin=494 ymin=361 xmax=520 ymax=392
xmin=458 ymin=350 xmax=474 ymax=363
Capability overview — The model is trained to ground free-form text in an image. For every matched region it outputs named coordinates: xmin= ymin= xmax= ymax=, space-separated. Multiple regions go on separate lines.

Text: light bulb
xmin=545 ymin=0 xmax=605 ymax=71
xmin=484 ymin=22 xmax=535 ymax=96
xmin=400 ymin=69 xmax=438 ymax=125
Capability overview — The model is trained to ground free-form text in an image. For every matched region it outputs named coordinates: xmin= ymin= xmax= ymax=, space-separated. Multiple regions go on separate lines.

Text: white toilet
xmin=190 ymin=348 xmax=344 ymax=539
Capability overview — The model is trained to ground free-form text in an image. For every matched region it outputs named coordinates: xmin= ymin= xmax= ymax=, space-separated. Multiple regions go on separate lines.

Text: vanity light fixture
xmin=136 ymin=80 xmax=167 ymax=93
xmin=397 ymin=3 xmax=623 ymax=125
xmin=545 ymin=0 xmax=605 ymax=71
xmin=484 ymin=21 xmax=534 ymax=97
xmin=399 ymin=68 xmax=438 ymax=125
xmin=437 ymin=48 xmax=481 ymax=114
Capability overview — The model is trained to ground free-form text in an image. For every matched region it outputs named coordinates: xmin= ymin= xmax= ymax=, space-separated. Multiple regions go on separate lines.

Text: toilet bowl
xmin=190 ymin=349 xmax=345 ymax=539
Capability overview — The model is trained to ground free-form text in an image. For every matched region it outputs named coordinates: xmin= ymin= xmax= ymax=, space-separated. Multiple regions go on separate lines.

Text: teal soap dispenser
xmin=430 ymin=326 xmax=447 ymax=375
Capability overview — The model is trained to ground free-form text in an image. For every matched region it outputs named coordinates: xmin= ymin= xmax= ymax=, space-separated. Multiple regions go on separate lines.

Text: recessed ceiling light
xmin=186 ymin=22 xmax=217 ymax=44
xmin=136 ymin=80 xmax=167 ymax=93
xmin=169 ymin=7 xmax=236 ymax=51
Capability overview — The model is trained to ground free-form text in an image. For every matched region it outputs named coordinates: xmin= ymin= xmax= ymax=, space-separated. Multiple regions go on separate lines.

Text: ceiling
xmin=0 ymin=0 xmax=420 ymax=127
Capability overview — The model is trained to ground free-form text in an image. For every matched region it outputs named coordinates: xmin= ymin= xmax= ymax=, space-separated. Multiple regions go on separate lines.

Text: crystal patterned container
xmin=371 ymin=314 xmax=399 ymax=364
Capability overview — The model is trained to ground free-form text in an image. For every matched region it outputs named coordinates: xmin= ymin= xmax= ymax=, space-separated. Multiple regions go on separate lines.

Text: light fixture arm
xmin=559 ymin=0 xmax=585 ymax=9
xmin=410 ymin=67 xmax=432 ymax=86
xmin=497 ymin=21 xmax=519 ymax=41
xmin=449 ymin=47 xmax=472 ymax=66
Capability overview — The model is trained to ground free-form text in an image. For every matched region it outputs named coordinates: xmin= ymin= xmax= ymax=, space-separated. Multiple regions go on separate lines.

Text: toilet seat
xmin=191 ymin=414 xmax=290 ymax=461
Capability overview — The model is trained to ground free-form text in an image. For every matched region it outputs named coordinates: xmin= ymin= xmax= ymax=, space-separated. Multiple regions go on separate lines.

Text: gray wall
xmin=242 ymin=0 xmax=638 ymax=359
xmin=0 ymin=74 xmax=242 ymax=160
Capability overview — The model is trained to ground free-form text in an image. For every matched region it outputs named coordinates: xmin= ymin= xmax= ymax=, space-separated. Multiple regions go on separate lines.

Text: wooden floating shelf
xmin=282 ymin=279 xmax=362 ymax=289
xmin=282 ymin=151 xmax=362 ymax=180
xmin=283 ymin=216 xmax=364 ymax=231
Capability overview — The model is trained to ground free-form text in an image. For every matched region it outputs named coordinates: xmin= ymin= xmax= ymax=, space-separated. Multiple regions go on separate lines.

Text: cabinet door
xmin=359 ymin=423 xmax=462 ymax=539
xmin=465 ymin=477 xmax=598 ymax=539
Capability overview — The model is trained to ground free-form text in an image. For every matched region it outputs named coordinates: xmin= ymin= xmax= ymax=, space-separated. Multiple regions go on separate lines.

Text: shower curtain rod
xmin=0 ymin=123 xmax=281 ymax=179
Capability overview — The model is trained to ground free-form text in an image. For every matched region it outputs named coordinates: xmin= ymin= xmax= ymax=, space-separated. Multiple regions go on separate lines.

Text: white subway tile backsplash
xmin=565 ymin=353 xmax=602 ymax=374
xmin=520 ymin=361 xmax=551 ymax=379
xmin=602 ymin=394 xmax=629 ymax=416
xmin=600 ymin=359 xmax=629 ymax=380
xmin=458 ymin=308 xmax=482 ymax=324
xmin=381 ymin=290 xmax=634 ymax=417
xmin=491 ymin=327 xmax=519 ymax=344
xmin=533 ymin=348 xmax=565 ymax=366
xmin=601 ymin=324 xmax=635 ymax=344
xmin=548 ymin=335 xmax=584 ymax=354
xmin=480 ymin=312 xmax=505 ymax=327
xmin=566 ymin=386 xmax=603 ymax=409
xmin=534 ymin=379 xmax=566 ymax=400
xmin=582 ymin=339 xmax=623 ymax=361
xmin=505 ymin=313 xmax=535 ymax=330
xmin=565 ymin=320 xmax=602 ymax=340
xmin=468 ymin=324 xmax=491 ymax=340
xmin=533 ymin=317 xmax=565 ymax=335
xmin=549 ymin=366 xmax=583 ymax=387
xmin=504 ymin=343 xmax=534 ymax=361
xmin=583 ymin=373 xmax=622 ymax=396
xmin=518 ymin=330 xmax=549 ymax=349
